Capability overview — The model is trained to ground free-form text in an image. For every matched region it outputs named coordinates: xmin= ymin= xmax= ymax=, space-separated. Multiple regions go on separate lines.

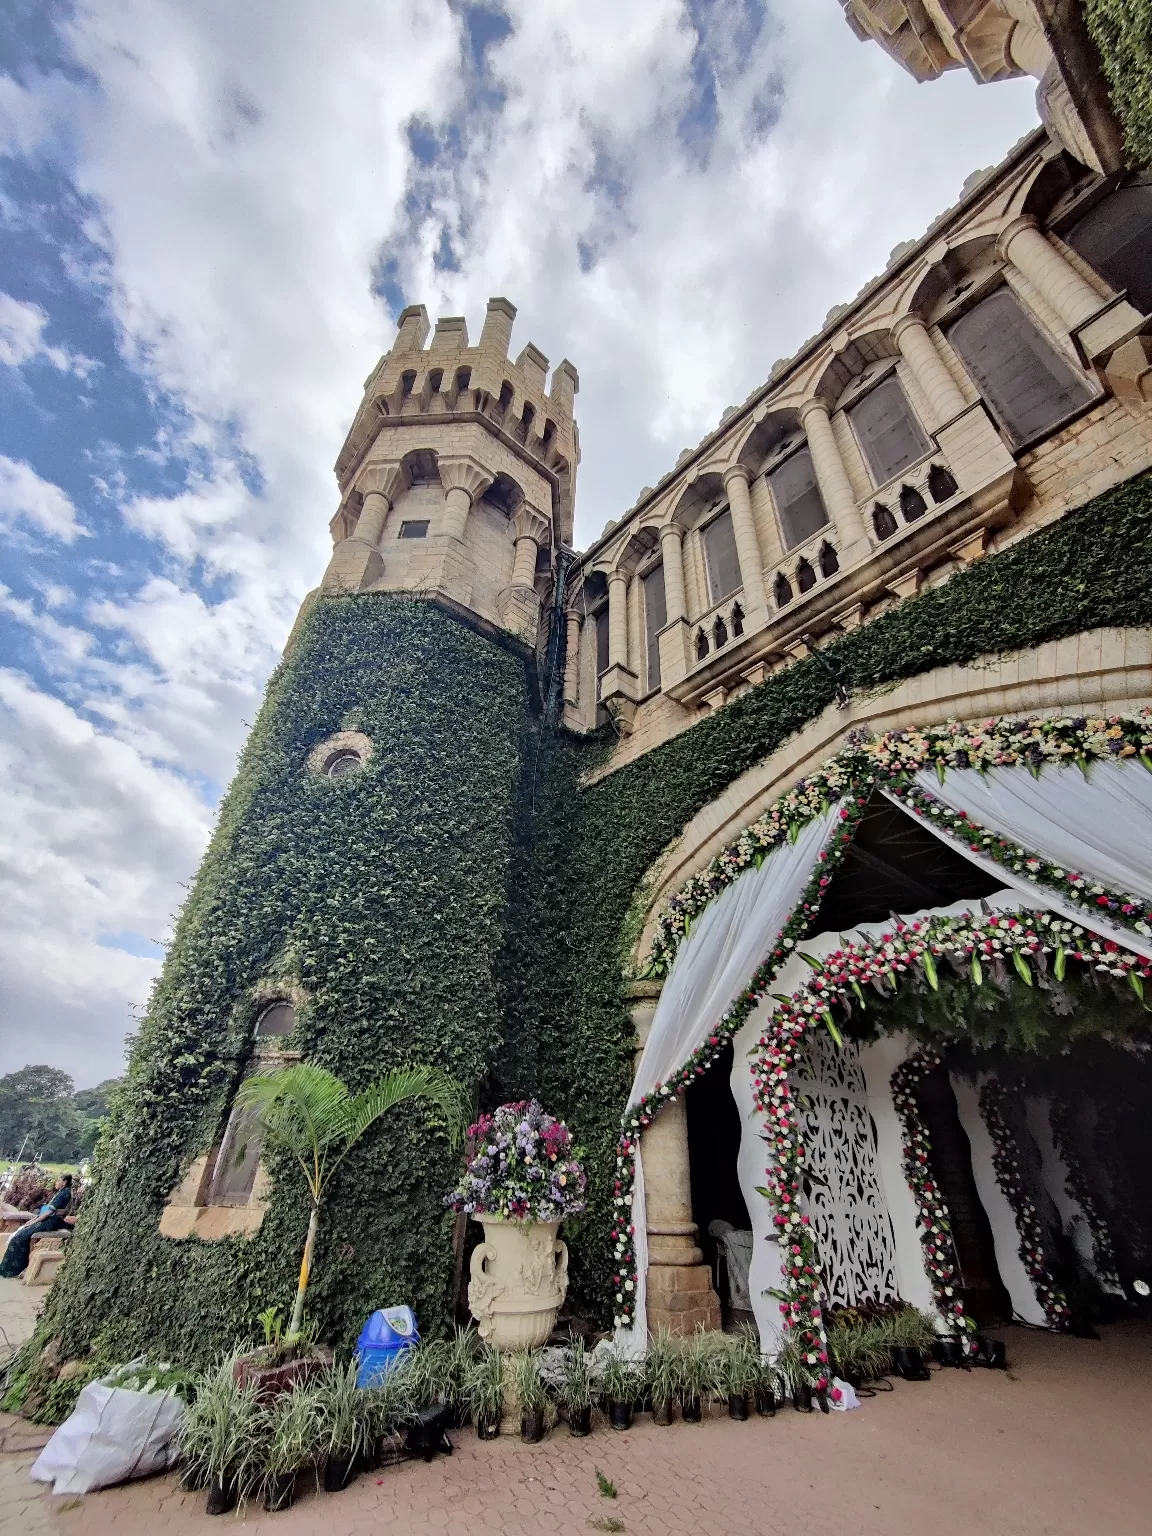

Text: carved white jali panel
xmin=790 ymin=1028 xmax=899 ymax=1308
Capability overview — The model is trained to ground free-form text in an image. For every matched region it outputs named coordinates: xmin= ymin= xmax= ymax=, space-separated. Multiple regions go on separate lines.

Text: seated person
xmin=0 ymin=1175 xmax=75 ymax=1278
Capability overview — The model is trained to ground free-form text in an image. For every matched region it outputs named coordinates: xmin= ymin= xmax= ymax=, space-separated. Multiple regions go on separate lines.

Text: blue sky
xmin=0 ymin=1 xmax=1038 ymax=1087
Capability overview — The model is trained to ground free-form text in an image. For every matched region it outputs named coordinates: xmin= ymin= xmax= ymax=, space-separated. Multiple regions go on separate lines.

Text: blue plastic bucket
xmin=355 ymin=1306 xmax=419 ymax=1388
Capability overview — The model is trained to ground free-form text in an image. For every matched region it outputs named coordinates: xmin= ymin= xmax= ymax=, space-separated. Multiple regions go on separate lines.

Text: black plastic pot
xmin=792 ymin=1385 xmax=813 ymax=1413
xmin=1070 ymin=1312 xmax=1101 ymax=1339
xmin=754 ymin=1387 xmax=776 ymax=1418
xmin=263 ymin=1473 xmax=296 ymax=1513
xmin=836 ymin=1366 xmax=863 ymax=1390
xmin=406 ymin=1404 xmax=454 ymax=1462
xmin=568 ymin=1405 xmax=592 ymax=1437
xmin=973 ymin=1335 xmax=1007 ymax=1370
xmin=323 ymin=1454 xmax=356 ymax=1492
xmin=521 ymin=1408 xmax=546 ymax=1444
xmin=728 ymin=1393 xmax=749 ymax=1421
xmin=609 ymin=1400 xmax=633 ymax=1431
xmin=652 ymin=1398 xmax=674 ymax=1426
xmin=892 ymin=1346 xmax=931 ymax=1381
xmin=180 ymin=1464 xmax=207 ymax=1493
xmin=932 ymin=1338 xmax=963 ymax=1368
xmin=680 ymin=1394 xmax=702 ymax=1423
xmin=815 ymin=1388 xmax=830 ymax=1414
xmin=476 ymin=1415 xmax=500 ymax=1441
xmin=205 ymin=1476 xmax=237 ymax=1516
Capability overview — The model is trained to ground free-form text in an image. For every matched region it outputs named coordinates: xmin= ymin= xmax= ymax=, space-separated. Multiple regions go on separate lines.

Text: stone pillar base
xmin=646 ymin=1261 xmax=722 ymax=1335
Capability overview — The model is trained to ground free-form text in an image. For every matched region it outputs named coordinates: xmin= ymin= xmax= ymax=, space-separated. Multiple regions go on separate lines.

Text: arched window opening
xmin=541 ymin=419 xmax=557 ymax=453
xmin=713 ymin=614 xmax=729 ymax=649
xmin=774 ymin=573 xmax=793 ymax=608
xmin=643 ymin=564 xmax=667 ymax=693
xmin=325 ymin=749 xmax=363 ymax=778
xmin=701 ymin=509 xmax=742 ymax=605
xmin=400 ymin=370 xmax=416 ymax=399
xmin=453 ymin=366 xmax=472 ymax=403
xmin=207 ymin=1101 xmax=264 ymax=1208
xmin=496 ymin=380 xmax=515 ymax=417
xmin=899 ymin=484 xmax=927 ymax=522
xmin=1065 ymin=177 xmax=1152 ymax=314
xmin=847 ymin=373 xmax=930 ymax=487
xmin=695 ymin=628 xmax=710 ymax=661
xmin=873 ymin=503 xmax=898 ymax=540
xmin=796 ymin=558 xmax=816 ymax=594
xmin=927 ymin=464 xmax=958 ymax=503
xmin=515 ymin=402 xmax=536 ymax=444
xmin=730 ymin=602 xmax=745 ymax=638
xmin=945 ymin=287 xmax=1093 ymax=446
xmin=256 ymin=1001 xmax=296 ymax=1037
xmin=428 ymin=369 xmax=444 ymax=394
xmin=769 ymin=447 xmax=829 ymax=551
xmin=819 ymin=543 xmax=839 ymax=578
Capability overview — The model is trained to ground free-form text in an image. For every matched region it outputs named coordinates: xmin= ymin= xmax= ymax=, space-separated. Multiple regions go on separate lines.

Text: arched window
xmin=873 ymin=503 xmax=898 ymax=540
xmin=713 ymin=614 xmax=729 ymax=649
xmin=769 ymin=447 xmax=829 ymax=551
xmin=324 ymin=749 xmax=364 ymax=779
xmin=945 ymin=287 xmax=1093 ymax=446
xmin=643 ymin=564 xmax=667 ymax=692
xmin=256 ymin=1001 xmax=295 ymax=1037
xmin=796 ymin=558 xmax=816 ymax=594
xmin=819 ymin=543 xmax=839 ymax=578
xmin=927 ymin=464 xmax=958 ymax=503
xmin=695 ymin=628 xmax=710 ymax=661
xmin=1064 ymin=178 xmax=1152 ymax=314
xmin=774 ymin=573 xmax=793 ymax=608
xmin=730 ymin=602 xmax=745 ymax=638
xmin=701 ymin=510 xmax=742 ymax=605
xmin=847 ymin=373 xmax=930 ymax=487
xmin=899 ymin=484 xmax=927 ymax=522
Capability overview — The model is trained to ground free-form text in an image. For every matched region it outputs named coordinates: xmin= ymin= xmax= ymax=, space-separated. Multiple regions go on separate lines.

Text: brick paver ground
xmin=2 ymin=1320 xmax=1150 ymax=1536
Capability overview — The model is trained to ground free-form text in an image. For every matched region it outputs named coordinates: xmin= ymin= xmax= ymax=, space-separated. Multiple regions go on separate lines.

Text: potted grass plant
xmin=719 ymin=1332 xmax=760 ymax=1421
xmin=827 ymin=1314 xmax=892 ymax=1389
xmin=510 ymin=1350 xmax=549 ymax=1443
xmin=774 ymin=1334 xmax=814 ymax=1413
xmin=753 ymin=1353 xmax=779 ymax=1418
xmin=179 ymin=1352 xmax=261 ymax=1517
xmin=315 ymin=1360 xmax=369 ymax=1493
xmin=598 ymin=1352 xmax=641 ymax=1432
xmin=882 ymin=1308 xmax=935 ymax=1382
xmin=362 ymin=1366 xmax=414 ymax=1469
xmin=466 ymin=1347 xmax=505 ymax=1440
xmin=250 ymin=1379 xmax=324 ymax=1512
xmin=643 ymin=1328 xmax=679 ymax=1427
xmin=678 ymin=1328 xmax=719 ymax=1423
xmin=558 ymin=1337 xmax=595 ymax=1436
xmin=443 ymin=1327 xmax=478 ymax=1426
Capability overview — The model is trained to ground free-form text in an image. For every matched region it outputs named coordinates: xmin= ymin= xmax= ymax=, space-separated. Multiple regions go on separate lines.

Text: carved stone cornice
xmin=355 ymin=461 xmax=406 ymax=504
xmin=437 ymin=455 xmax=494 ymax=505
xmin=512 ymin=503 xmax=551 ymax=547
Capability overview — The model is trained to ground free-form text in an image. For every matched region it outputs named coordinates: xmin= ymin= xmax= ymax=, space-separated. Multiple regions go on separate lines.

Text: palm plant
xmin=237 ymin=1062 xmax=467 ymax=1337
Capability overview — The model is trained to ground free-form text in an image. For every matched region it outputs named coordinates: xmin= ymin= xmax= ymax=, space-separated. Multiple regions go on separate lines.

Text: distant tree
xmin=72 ymin=1078 xmax=121 ymax=1121
xmin=0 ymin=1064 xmax=83 ymax=1161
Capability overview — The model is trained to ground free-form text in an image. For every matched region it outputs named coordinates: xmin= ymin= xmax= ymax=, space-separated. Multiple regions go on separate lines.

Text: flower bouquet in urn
xmin=449 ymin=1101 xmax=586 ymax=1350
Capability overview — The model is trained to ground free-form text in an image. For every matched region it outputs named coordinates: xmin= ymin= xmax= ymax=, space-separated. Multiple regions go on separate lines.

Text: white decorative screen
xmin=790 ymin=1029 xmax=899 ymax=1308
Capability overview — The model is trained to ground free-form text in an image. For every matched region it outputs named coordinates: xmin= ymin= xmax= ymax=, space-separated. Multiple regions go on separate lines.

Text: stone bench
xmin=24 ymin=1230 xmax=72 ymax=1287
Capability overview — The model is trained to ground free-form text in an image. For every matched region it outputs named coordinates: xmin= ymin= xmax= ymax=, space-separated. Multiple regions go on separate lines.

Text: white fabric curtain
xmin=910 ymin=759 xmax=1152 ymax=905
xmin=618 ymin=809 xmax=841 ymax=1353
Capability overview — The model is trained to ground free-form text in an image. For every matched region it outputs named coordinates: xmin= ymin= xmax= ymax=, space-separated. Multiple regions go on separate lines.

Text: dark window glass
xmin=642 ymin=564 xmax=667 ymax=693
xmin=701 ymin=510 xmax=742 ymax=605
xmin=1066 ymin=180 xmax=1152 ymax=314
xmin=848 ymin=374 xmax=930 ymax=487
xmin=209 ymin=1103 xmax=263 ymax=1206
xmin=946 ymin=288 xmax=1093 ymax=445
xmin=257 ymin=1002 xmax=295 ymax=1037
xmin=595 ymin=607 xmax=610 ymax=675
xmin=769 ymin=448 xmax=829 ymax=551
xmin=399 ymin=520 xmax=429 ymax=539
xmin=325 ymin=751 xmax=361 ymax=779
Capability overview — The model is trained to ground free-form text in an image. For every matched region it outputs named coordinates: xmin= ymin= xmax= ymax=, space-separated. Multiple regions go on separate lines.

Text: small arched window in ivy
xmin=256 ymin=1002 xmax=295 ymax=1038
xmin=325 ymin=750 xmax=363 ymax=780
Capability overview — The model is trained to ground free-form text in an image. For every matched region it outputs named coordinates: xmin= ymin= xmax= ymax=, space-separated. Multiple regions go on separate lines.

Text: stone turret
xmin=323 ymin=297 xmax=580 ymax=645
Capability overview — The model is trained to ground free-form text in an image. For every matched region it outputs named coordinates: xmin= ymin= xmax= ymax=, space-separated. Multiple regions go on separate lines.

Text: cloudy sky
xmin=0 ymin=1 xmax=1038 ymax=1088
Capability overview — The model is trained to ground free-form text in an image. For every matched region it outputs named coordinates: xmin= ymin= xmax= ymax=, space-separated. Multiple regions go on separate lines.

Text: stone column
xmin=321 ymin=461 xmax=403 ymax=592
xmin=499 ymin=503 xmax=550 ymax=641
xmin=997 ymin=215 xmax=1104 ymax=331
xmin=627 ymin=981 xmax=721 ymax=1335
xmin=891 ymin=313 xmax=967 ymax=430
xmin=438 ymin=455 xmax=493 ymax=540
xmin=607 ymin=569 xmax=630 ymax=669
xmin=797 ymin=397 xmax=870 ymax=556
xmin=659 ymin=522 xmax=687 ymax=624
xmin=722 ymin=466 xmax=768 ymax=619
xmin=563 ymin=611 xmax=581 ymax=705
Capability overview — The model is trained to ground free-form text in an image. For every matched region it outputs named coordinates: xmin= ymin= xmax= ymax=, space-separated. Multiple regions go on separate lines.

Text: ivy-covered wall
xmin=40 ymin=594 xmax=534 ymax=1370
xmin=1086 ymin=0 xmax=1152 ymax=166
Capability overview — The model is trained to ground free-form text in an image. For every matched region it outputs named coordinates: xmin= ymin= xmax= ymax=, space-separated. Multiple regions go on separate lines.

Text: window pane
xmin=1066 ymin=180 xmax=1152 ymax=314
xmin=946 ymin=288 xmax=1092 ymax=445
xmin=595 ymin=607 xmax=610 ymax=675
xmin=210 ymin=1104 xmax=262 ymax=1206
xmin=848 ymin=374 xmax=930 ymax=486
xmin=399 ymin=520 xmax=429 ymax=539
xmin=769 ymin=447 xmax=829 ymax=551
xmin=643 ymin=564 xmax=667 ymax=692
xmin=701 ymin=510 xmax=742 ymax=604
xmin=257 ymin=1002 xmax=295 ymax=1036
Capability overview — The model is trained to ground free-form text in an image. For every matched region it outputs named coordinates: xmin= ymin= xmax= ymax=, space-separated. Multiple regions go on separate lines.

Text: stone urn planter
xmin=468 ymin=1215 xmax=569 ymax=1350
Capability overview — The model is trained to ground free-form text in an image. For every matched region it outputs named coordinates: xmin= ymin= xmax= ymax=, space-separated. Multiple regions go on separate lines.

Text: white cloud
xmin=0 ymin=291 xmax=97 ymax=375
xmin=0 ymin=454 xmax=85 ymax=542
xmin=0 ymin=0 xmax=1041 ymax=1080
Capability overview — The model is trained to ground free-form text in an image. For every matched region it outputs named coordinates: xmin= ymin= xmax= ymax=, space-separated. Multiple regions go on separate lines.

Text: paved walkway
xmin=2 ymin=1321 xmax=1151 ymax=1536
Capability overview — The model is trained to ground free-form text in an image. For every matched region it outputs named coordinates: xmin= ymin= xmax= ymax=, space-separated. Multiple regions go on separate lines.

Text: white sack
xmin=30 ymin=1382 xmax=187 ymax=1495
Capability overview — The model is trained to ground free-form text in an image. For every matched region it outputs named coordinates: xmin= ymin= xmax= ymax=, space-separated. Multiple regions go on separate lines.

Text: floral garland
xmin=889 ymin=1049 xmax=971 ymax=1341
xmin=645 ymin=711 xmax=1152 ymax=977
xmin=609 ymin=798 xmax=869 ymax=1330
xmin=1047 ymin=1095 xmax=1123 ymax=1292
xmin=744 ymin=911 xmax=1151 ymax=1347
xmin=977 ymin=1078 xmax=1072 ymax=1329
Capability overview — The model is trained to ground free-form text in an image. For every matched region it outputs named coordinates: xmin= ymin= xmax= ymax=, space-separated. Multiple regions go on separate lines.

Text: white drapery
xmin=618 ymin=810 xmax=841 ymax=1353
xmin=910 ymin=759 xmax=1152 ymax=905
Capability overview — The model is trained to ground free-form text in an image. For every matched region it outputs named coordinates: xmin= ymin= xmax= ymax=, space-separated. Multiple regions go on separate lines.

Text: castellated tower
xmin=322 ymin=297 xmax=579 ymax=646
